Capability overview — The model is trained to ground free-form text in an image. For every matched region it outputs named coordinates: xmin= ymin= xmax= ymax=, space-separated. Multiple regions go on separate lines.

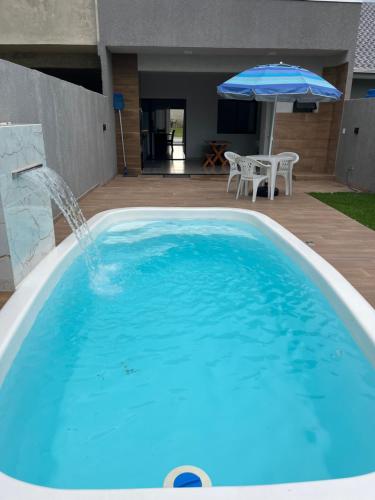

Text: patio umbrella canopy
xmin=217 ymin=63 xmax=342 ymax=154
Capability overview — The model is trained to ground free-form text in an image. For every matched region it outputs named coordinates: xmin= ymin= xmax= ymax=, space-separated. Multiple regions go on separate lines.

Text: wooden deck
xmin=2 ymin=176 xmax=375 ymax=308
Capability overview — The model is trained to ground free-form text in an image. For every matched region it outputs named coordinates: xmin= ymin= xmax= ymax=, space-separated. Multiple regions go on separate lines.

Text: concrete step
xmin=293 ymin=172 xmax=336 ymax=182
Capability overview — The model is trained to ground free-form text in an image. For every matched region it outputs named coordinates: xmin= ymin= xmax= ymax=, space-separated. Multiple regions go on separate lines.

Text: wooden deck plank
xmin=0 ymin=292 xmax=12 ymax=309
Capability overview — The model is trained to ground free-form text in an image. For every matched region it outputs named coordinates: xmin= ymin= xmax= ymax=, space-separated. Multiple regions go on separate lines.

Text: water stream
xmin=25 ymin=166 xmax=98 ymax=271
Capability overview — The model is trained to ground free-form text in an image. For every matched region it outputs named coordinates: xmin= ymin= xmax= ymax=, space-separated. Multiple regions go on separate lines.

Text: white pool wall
xmin=1 ymin=207 xmax=375 ymax=500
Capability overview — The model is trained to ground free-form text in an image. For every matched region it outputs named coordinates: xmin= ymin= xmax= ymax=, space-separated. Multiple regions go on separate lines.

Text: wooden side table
xmin=204 ymin=141 xmax=230 ymax=168
xmin=203 ymin=153 xmax=215 ymax=167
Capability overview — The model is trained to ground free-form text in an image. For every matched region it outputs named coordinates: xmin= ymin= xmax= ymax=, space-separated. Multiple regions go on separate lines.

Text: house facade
xmin=0 ymin=0 xmax=362 ymax=178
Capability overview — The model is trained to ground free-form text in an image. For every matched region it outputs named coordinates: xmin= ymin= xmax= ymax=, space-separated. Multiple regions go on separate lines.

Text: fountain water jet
xmin=0 ymin=124 xmax=107 ymax=293
xmin=23 ymin=166 xmax=98 ymax=271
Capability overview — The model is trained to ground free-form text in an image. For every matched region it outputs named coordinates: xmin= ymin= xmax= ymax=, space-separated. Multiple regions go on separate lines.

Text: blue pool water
xmin=0 ymin=219 xmax=375 ymax=489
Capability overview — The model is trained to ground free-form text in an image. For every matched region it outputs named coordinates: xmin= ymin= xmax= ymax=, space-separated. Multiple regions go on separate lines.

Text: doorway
xmin=169 ymin=108 xmax=185 ymax=160
xmin=141 ymin=99 xmax=186 ymax=168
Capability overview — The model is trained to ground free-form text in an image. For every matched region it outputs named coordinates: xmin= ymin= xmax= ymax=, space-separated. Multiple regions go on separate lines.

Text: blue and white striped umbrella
xmin=217 ymin=63 xmax=342 ymax=102
xmin=217 ymin=63 xmax=342 ymax=154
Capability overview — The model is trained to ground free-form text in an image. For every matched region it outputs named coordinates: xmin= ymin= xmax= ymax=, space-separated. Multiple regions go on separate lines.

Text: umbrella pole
xmin=268 ymin=96 xmax=277 ymax=155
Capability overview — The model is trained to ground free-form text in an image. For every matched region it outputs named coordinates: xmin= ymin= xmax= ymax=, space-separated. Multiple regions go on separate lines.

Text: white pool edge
xmin=1 ymin=207 xmax=375 ymax=500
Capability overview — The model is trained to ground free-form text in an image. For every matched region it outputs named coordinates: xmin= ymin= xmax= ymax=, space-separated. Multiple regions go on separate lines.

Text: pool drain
xmin=163 ymin=465 xmax=212 ymax=488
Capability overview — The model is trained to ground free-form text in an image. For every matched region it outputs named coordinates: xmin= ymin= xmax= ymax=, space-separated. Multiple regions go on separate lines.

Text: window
xmin=293 ymin=102 xmax=317 ymax=113
xmin=217 ymin=100 xmax=258 ymax=134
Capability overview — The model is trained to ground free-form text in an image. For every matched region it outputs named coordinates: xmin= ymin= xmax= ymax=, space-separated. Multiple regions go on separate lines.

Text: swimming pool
xmin=1 ymin=208 xmax=375 ymax=499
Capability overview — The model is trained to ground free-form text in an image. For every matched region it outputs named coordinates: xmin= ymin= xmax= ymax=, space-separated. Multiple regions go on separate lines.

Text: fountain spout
xmin=11 ymin=162 xmax=44 ymax=178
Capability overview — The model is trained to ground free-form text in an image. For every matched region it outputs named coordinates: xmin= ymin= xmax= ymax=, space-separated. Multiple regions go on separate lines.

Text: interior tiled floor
xmin=2 ymin=176 xmax=375 ymax=309
xmin=167 ymin=143 xmax=185 ymax=159
xmin=142 ymin=142 xmax=228 ymax=175
xmin=142 ymin=157 xmax=227 ymax=175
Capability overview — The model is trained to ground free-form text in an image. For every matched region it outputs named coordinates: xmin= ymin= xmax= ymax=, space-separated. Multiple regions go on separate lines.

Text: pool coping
xmin=0 ymin=207 xmax=375 ymax=500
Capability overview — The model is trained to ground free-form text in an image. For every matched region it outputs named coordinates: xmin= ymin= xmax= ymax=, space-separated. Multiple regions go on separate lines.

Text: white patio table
xmin=247 ymin=154 xmax=293 ymax=201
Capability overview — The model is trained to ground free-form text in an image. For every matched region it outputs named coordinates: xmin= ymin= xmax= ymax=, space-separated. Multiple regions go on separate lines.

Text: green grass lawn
xmin=310 ymin=192 xmax=375 ymax=231
xmin=173 ymin=127 xmax=183 ymax=138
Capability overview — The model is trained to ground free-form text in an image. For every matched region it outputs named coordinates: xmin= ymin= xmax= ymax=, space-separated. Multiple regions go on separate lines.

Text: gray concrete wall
xmin=336 ymin=98 xmax=375 ymax=192
xmin=98 ymin=0 xmax=360 ymax=53
xmin=0 ymin=0 xmax=97 ymax=46
xmin=0 ymin=59 xmax=116 ymax=199
xmin=140 ymin=72 xmax=259 ymax=158
xmin=138 ymin=54 xmax=335 ymax=74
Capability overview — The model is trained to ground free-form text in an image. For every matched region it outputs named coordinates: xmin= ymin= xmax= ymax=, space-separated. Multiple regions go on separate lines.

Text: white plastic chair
xmin=224 ymin=151 xmax=241 ymax=192
xmin=276 ymin=152 xmax=299 ymax=196
xmin=236 ymin=157 xmax=269 ymax=203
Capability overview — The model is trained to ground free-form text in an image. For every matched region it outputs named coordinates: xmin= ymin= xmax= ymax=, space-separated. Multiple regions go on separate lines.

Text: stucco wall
xmin=0 ymin=0 xmax=97 ymax=45
xmin=140 ymin=72 xmax=259 ymax=158
xmin=98 ymin=0 xmax=360 ymax=53
xmin=0 ymin=59 xmax=116 ymax=200
xmin=336 ymin=98 xmax=375 ymax=192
